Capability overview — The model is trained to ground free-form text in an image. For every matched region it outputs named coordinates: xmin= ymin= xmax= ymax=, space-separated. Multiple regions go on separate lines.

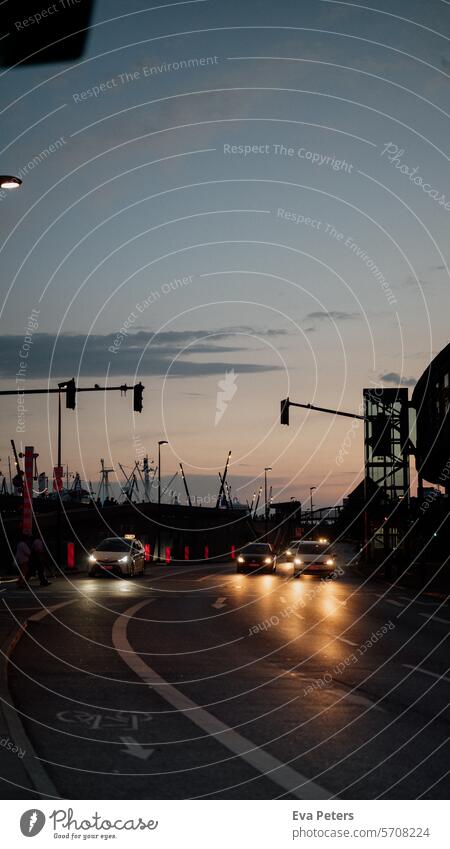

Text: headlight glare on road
xmin=88 ymin=554 xmax=97 ymax=563
xmin=237 ymin=555 xmax=245 ymax=563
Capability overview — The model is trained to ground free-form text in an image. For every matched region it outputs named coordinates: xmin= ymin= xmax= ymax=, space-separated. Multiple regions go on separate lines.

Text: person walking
xmin=29 ymin=536 xmax=51 ymax=587
xmin=15 ymin=534 xmax=51 ymax=587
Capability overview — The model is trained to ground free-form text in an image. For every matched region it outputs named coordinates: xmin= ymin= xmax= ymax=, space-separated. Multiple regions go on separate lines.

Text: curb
xmin=0 ymin=618 xmax=59 ymax=798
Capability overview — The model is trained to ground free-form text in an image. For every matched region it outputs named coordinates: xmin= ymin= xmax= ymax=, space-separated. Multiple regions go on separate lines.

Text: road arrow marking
xmin=403 ymin=664 xmax=450 ymax=683
xmin=336 ymin=636 xmax=358 ymax=646
xmin=212 ymin=597 xmax=227 ymax=609
xmin=120 ymin=736 xmax=154 ymax=760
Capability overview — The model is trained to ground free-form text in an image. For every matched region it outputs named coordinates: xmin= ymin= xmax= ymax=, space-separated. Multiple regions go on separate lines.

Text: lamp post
xmin=309 ymin=486 xmax=316 ymax=529
xmin=264 ymin=466 xmax=272 ymax=534
xmin=157 ymin=440 xmax=168 ymax=560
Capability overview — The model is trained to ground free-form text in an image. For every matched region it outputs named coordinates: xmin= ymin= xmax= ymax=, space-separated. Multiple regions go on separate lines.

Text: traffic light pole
xmin=1 ymin=380 xmax=144 ymax=568
xmin=280 ymin=396 xmax=369 ymax=554
xmin=280 ymin=397 xmax=366 ymax=424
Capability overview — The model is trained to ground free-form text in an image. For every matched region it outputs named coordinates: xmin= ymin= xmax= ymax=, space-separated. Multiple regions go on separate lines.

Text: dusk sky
xmin=1 ymin=0 xmax=449 ymax=506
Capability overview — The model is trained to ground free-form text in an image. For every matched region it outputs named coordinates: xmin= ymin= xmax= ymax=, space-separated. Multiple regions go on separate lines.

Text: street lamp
xmin=0 ymin=176 xmax=22 ymax=189
xmin=264 ymin=467 xmax=272 ymax=531
xmin=158 ymin=440 xmax=168 ymax=506
xmin=309 ymin=486 xmax=316 ymax=527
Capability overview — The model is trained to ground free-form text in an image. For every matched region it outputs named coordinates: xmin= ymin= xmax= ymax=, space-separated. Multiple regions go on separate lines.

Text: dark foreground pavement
xmin=0 ymin=548 xmax=449 ymax=800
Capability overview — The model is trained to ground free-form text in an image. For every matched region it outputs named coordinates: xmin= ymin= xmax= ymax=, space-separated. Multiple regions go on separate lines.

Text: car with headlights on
xmin=88 ymin=537 xmax=145 ymax=577
xmin=236 ymin=542 xmax=275 ymax=573
xmin=275 ymin=540 xmax=336 ymax=577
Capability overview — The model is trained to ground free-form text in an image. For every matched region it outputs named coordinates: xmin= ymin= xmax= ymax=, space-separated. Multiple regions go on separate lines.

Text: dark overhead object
xmin=0 ymin=175 xmax=22 ymax=188
xmin=0 ymin=0 xmax=94 ymax=66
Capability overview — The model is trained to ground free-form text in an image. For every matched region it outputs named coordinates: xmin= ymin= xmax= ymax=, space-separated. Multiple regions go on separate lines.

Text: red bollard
xmin=67 ymin=542 xmax=75 ymax=570
xmin=165 ymin=547 xmax=171 ymax=564
xmin=204 ymin=545 xmax=209 ymax=560
xmin=184 ymin=545 xmax=189 ymax=560
xmin=231 ymin=544 xmax=235 ymax=560
xmin=144 ymin=543 xmax=151 ymax=562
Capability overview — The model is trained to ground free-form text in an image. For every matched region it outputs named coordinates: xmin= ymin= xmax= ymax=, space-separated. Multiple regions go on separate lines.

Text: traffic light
xmin=280 ymin=397 xmax=290 ymax=425
xmin=65 ymin=378 xmax=76 ymax=410
xmin=133 ymin=382 xmax=144 ymax=413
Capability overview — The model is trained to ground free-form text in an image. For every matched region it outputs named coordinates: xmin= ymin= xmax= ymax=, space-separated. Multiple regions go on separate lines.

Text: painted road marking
xmin=293 ymin=611 xmax=304 ymax=621
xmin=28 ymin=601 xmax=77 ymax=622
xmin=56 ymin=710 xmax=153 ymax=730
xmin=336 ymin=636 xmax=358 ymax=646
xmin=419 ymin=613 xmax=450 ymax=626
xmin=399 ymin=596 xmax=438 ymax=606
xmin=334 ymin=685 xmax=385 ymax=713
xmin=112 ymin=600 xmax=330 ymax=800
xmin=403 ymin=664 xmax=450 ymax=683
xmin=197 ymin=574 xmax=225 ymax=583
xmin=120 ymin=736 xmax=154 ymax=760
xmin=212 ymin=597 xmax=227 ymax=609
xmin=0 ymin=598 xmax=78 ymax=798
xmin=384 ymin=599 xmax=404 ymax=608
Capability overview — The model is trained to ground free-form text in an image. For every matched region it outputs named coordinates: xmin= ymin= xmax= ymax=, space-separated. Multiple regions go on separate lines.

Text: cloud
xmin=380 ymin=372 xmax=417 ymax=387
xmin=305 ymin=310 xmax=359 ymax=323
xmin=404 ymin=275 xmax=432 ymax=287
xmin=0 ymin=328 xmax=284 ymax=380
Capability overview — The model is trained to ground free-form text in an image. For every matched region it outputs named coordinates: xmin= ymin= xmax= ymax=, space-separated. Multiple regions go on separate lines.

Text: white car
xmin=88 ymin=537 xmax=145 ymax=577
xmin=276 ymin=540 xmax=336 ymax=577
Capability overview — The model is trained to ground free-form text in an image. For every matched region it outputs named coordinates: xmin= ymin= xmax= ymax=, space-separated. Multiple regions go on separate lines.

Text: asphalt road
xmin=0 ymin=547 xmax=449 ymax=800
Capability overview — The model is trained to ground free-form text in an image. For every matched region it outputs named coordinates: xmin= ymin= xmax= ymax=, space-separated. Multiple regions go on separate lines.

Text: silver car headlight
xmin=118 ymin=555 xmax=130 ymax=564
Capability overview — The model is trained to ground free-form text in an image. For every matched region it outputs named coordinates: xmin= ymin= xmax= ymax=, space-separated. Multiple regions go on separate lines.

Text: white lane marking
xmin=419 ymin=613 xmax=450 ymax=626
xmin=28 ymin=601 xmax=77 ymax=622
xmin=197 ymin=573 xmax=224 ymax=583
xmin=120 ymin=736 xmax=154 ymax=760
xmin=336 ymin=636 xmax=358 ymax=646
xmin=334 ymin=685 xmax=385 ymax=713
xmin=212 ymin=597 xmax=227 ymax=609
xmin=384 ymin=599 xmax=404 ymax=608
xmin=403 ymin=664 xmax=450 ymax=683
xmin=399 ymin=596 xmax=438 ymax=606
xmin=112 ymin=600 xmax=330 ymax=800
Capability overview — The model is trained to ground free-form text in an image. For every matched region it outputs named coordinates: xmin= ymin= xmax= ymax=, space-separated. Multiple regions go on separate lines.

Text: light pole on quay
xmin=157 ymin=440 xmax=168 ymax=560
xmin=309 ymin=486 xmax=316 ymax=529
